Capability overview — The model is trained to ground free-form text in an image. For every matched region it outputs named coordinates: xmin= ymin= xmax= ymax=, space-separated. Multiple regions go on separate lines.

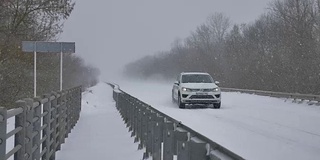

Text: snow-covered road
xmin=117 ymin=80 xmax=320 ymax=160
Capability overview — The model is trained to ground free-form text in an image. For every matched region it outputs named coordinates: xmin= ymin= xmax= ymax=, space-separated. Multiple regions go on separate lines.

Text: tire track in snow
xmin=195 ymin=108 xmax=320 ymax=154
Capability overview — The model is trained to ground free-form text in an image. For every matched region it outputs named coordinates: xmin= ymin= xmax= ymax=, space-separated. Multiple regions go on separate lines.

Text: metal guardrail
xmin=221 ymin=88 xmax=320 ymax=105
xmin=0 ymin=86 xmax=82 ymax=160
xmin=108 ymin=83 xmax=244 ymax=160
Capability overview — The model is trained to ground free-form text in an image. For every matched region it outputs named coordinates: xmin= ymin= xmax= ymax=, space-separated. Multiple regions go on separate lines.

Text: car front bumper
xmin=180 ymin=91 xmax=221 ymax=104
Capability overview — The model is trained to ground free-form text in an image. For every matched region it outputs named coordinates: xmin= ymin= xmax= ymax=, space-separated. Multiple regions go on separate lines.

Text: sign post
xmin=22 ymin=41 xmax=75 ymax=97
xmin=34 ymin=42 xmax=37 ymax=97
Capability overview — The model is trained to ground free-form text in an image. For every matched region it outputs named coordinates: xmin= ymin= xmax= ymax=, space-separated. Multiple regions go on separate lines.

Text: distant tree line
xmin=0 ymin=0 xmax=100 ymax=108
xmin=124 ymin=0 xmax=320 ymax=94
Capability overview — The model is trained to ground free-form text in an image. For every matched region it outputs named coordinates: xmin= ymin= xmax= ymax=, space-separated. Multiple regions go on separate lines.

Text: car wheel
xmin=213 ymin=102 xmax=221 ymax=109
xmin=178 ymin=93 xmax=185 ymax=109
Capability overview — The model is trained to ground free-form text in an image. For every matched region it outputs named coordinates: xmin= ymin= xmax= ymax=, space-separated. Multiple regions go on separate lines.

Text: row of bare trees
xmin=124 ymin=0 xmax=320 ymax=94
xmin=0 ymin=0 xmax=100 ymax=108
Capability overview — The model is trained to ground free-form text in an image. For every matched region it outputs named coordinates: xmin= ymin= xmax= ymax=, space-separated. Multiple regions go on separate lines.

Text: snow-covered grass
xmin=117 ymin=79 xmax=320 ymax=160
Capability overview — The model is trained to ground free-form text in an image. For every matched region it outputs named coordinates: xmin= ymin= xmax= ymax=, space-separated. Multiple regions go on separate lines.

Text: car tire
xmin=178 ymin=93 xmax=185 ymax=109
xmin=213 ymin=102 xmax=221 ymax=109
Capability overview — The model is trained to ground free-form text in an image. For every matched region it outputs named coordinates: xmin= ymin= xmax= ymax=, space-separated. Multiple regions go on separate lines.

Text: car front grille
xmin=190 ymin=95 xmax=214 ymax=99
xmin=190 ymin=89 xmax=213 ymax=92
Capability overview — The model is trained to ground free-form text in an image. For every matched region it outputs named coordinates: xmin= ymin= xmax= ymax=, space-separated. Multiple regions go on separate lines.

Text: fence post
xmin=189 ymin=138 xmax=208 ymax=160
xmin=175 ymin=128 xmax=189 ymax=159
xmin=0 ymin=107 xmax=7 ymax=160
xmin=42 ymin=94 xmax=52 ymax=160
xmin=51 ymin=92 xmax=58 ymax=160
xmin=163 ymin=122 xmax=175 ymax=160
xmin=177 ymin=141 xmax=189 ymax=160
xmin=24 ymin=98 xmax=34 ymax=160
xmin=70 ymin=89 xmax=76 ymax=130
xmin=56 ymin=92 xmax=62 ymax=151
xmin=145 ymin=110 xmax=157 ymax=158
xmin=134 ymin=105 xmax=142 ymax=143
xmin=33 ymin=97 xmax=42 ymax=160
xmin=78 ymin=86 xmax=82 ymax=118
xmin=60 ymin=91 xmax=67 ymax=144
xmin=131 ymin=103 xmax=137 ymax=137
xmin=152 ymin=115 xmax=164 ymax=160
xmin=14 ymin=100 xmax=27 ymax=160
xmin=138 ymin=107 xmax=147 ymax=150
xmin=65 ymin=90 xmax=71 ymax=137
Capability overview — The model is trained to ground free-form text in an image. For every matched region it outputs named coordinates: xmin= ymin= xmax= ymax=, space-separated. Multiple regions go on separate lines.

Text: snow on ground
xmin=4 ymin=80 xmax=320 ymax=160
xmin=55 ymin=82 xmax=144 ymax=160
xmin=117 ymin=79 xmax=320 ymax=160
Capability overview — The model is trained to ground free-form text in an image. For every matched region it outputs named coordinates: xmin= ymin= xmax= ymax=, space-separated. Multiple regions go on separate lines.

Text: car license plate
xmin=196 ymin=92 xmax=208 ymax=95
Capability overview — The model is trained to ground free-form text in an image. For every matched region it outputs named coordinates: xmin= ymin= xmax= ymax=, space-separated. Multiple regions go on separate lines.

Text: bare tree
xmin=206 ymin=13 xmax=231 ymax=43
xmin=0 ymin=1 xmax=100 ymax=108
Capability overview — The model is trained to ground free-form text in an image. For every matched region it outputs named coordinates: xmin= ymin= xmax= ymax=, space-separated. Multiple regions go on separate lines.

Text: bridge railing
xmin=109 ymin=83 xmax=244 ymax=160
xmin=0 ymin=86 xmax=81 ymax=160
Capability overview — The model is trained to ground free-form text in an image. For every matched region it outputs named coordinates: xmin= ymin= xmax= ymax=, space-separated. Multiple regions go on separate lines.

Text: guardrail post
xmin=42 ymin=94 xmax=52 ymax=160
xmin=144 ymin=110 xmax=157 ymax=158
xmin=134 ymin=106 xmax=140 ymax=143
xmin=56 ymin=92 xmax=62 ymax=151
xmin=189 ymin=138 xmax=208 ymax=160
xmin=51 ymin=92 xmax=58 ymax=160
xmin=127 ymin=98 xmax=133 ymax=132
xmin=138 ymin=107 xmax=147 ymax=150
xmin=177 ymin=141 xmax=189 ymax=160
xmin=163 ymin=122 xmax=174 ymax=160
xmin=24 ymin=98 xmax=34 ymax=160
xmin=70 ymin=88 xmax=78 ymax=129
xmin=69 ymin=89 xmax=74 ymax=131
xmin=152 ymin=115 xmax=164 ymax=160
xmin=175 ymin=128 xmax=189 ymax=158
xmin=124 ymin=96 xmax=130 ymax=127
xmin=14 ymin=100 xmax=27 ymax=160
xmin=61 ymin=92 xmax=67 ymax=144
xmin=132 ymin=105 xmax=138 ymax=138
xmin=75 ymin=87 xmax=81 ymax=124
xmin=65 ymin=90 xmax=71 ymax=137
xmin=78 ymin=86 xmax=82 ymax=113
xmin=33 ymin=98 xmax=42 ymax=160
xmin=0 ymin=107 xmax=7 ymax=160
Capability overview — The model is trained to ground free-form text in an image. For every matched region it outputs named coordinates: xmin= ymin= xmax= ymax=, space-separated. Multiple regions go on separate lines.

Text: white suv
xmin=172 ymin=72 xmax=221 ymax=109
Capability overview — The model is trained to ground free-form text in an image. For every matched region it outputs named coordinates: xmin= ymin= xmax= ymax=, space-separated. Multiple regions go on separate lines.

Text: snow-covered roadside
xmin=56 ymin=82 xmax=145 ymax=160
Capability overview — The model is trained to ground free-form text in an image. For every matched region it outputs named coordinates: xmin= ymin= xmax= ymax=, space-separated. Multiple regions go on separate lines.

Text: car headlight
xmin=181 ymin=87 xmax=191 ymax=92
xmin=212 ymin=88 xmax=220 ymax=92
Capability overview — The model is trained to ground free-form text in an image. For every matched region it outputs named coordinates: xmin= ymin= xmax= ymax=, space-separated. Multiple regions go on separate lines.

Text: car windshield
xmin=181 ymin=74 xmax=213 ymax=83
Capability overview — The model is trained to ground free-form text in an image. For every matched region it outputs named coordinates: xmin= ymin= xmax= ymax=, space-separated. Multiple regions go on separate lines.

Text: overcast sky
xmin=61 ymin=0 xmax=272 ymax=80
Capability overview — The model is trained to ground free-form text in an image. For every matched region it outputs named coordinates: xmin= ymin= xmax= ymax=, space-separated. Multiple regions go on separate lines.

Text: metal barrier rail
xmin=221 ymin=88 xmax=320 ymax=105
xmin=109 ymin=83 xmax=244 ymax=160
xmin=0 ymin=86 xmax=82 ymax=160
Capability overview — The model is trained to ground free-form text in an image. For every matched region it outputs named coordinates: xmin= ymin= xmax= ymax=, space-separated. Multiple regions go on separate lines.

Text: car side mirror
xmin=215 ymin=81 xmax=220 ymax=85
xmin=174 ymin=81 xmax=179 ymax=85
